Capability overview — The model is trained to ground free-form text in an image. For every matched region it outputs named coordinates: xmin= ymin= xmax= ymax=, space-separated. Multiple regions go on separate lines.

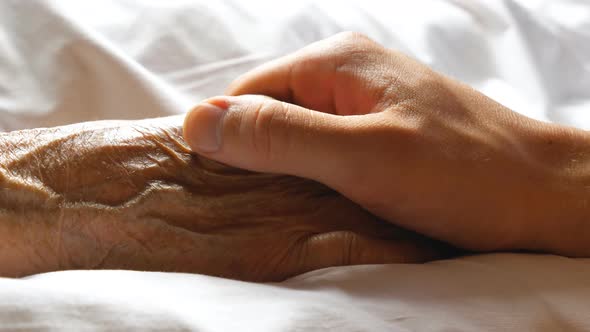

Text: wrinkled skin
xmin=0 ymin=116 xmax=450 ymax=281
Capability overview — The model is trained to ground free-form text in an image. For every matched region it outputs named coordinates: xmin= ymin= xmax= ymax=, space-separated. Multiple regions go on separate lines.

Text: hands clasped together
xmin=2 ymin=33 xmax=589 ymax=281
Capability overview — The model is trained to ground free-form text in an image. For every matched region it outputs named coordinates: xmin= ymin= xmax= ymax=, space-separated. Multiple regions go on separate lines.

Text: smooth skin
xmin=184 ymin=32 xmax=590 ymax=258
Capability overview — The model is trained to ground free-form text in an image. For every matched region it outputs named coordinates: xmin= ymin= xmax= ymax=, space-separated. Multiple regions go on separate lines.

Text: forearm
xmin=0 ymin=199 xmax=60 ymax=277
xmin=431 ymin=77 xmax=590 ymax=256
xmin=0 ymin=117 xmax=230 ymax=277
xmin=0 ymin=123 xmax=156 ymax=277
xmin=0 ymin=132 xmax=61 ymax=276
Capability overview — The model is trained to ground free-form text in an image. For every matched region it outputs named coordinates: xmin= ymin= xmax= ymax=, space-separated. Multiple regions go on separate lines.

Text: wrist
xmin=0 ymin=171 xmax=60 ymax=277
xmin=1 ymin=119 xmax=197 ymax=276
xmin=0 ymin=131 xmax=67 ymax=276
xmin=518 ymin=121 xmax=590 ymax=256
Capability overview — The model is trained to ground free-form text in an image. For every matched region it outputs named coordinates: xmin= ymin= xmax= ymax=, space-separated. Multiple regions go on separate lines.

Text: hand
xmin=183 ymin=32 xmax=590 ymax=257
xmin=0 ymin=116 xmax=447 ymax=281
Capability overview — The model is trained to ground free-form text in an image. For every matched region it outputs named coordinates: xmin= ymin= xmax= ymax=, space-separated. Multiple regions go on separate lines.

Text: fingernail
xmin=184 ymin=99 xmax=228 ymax=153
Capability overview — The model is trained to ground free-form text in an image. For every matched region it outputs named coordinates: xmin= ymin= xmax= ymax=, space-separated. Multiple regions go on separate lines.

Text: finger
xmin=183 ymin=94 xmax=373 ymax=187
xmin=299 ymin=231 xmax=443 ymax=273
xmin=225 ymin=32 xmax=382 ymax=114
xmin=225 ymin=52 xmax=297 ymax=101
xmin=226 ymin=43 xmax=338 ymax=114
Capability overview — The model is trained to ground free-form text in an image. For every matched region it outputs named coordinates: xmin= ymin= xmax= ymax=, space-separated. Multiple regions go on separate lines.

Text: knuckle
xmin=325 ymin=32 xmax=382 ymax=71
xmin=332 ymin=31 xmax=377 ymax=50
xmin=250 ymin=100 xmax=292 ymax=162
xmin=334 ymin=31 xmax=371 ymax=44
xmin=222 ymin=105 xmax=246 ymax=142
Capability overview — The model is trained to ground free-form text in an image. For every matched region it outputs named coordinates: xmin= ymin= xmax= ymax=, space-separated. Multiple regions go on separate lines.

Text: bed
xmin=1 ymin=0 xmax=590 ymax=330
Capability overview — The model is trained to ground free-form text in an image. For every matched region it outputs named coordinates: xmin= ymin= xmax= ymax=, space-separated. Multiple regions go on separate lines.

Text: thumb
xmin=183 ymin=95 xmax=362 ymax=185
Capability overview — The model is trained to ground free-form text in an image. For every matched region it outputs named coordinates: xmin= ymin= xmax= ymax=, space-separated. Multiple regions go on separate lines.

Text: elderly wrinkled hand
xmin=0 ymin=116 xmax=447 ymax=281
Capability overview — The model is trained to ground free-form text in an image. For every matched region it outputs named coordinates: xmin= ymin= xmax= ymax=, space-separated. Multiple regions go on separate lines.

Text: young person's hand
xmin=184 ymin=32 xmax=590 ymax=257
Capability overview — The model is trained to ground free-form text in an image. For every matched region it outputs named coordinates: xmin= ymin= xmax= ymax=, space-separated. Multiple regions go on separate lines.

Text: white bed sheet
xmin=1 ymin=0 xmax=590 ymax=331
